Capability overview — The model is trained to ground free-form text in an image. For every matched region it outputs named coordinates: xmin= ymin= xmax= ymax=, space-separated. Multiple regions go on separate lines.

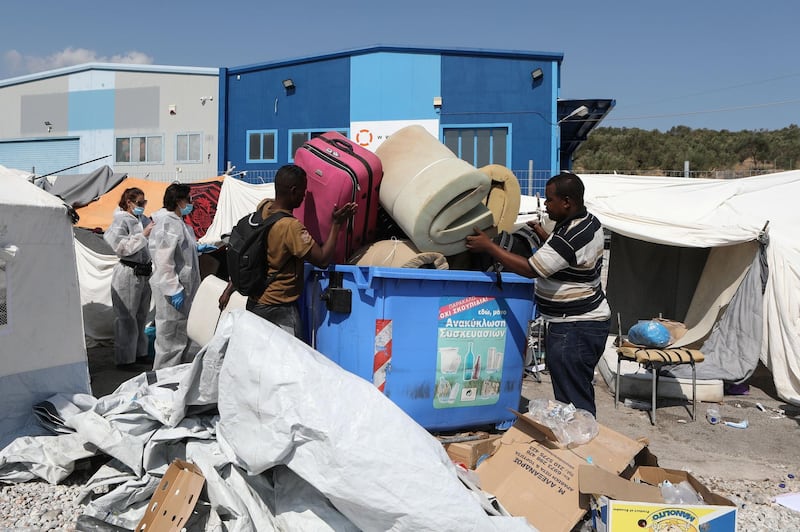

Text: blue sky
xmin=3 ymin=0 xmax=798 ymax=131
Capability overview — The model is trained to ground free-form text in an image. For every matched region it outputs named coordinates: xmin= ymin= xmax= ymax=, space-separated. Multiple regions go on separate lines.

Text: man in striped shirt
xmin=466 ymin=172 xmax=611 ymax=416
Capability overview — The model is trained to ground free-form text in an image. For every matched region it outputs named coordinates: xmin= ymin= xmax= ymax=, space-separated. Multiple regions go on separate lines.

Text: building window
xmin=0 ymin=256 xmax=7 ymax=327
xmin=115 ymin=136 xmax=163 ymax=164
xmin=442 ymin=126 xmax=509 ymax=167
xmin=247 ymin=130 xmax=277 ymax=163
xmin=289 ymin=129 xmax=349 ymax=161
xmin=176 ymin=133 xmax=202 ymax=163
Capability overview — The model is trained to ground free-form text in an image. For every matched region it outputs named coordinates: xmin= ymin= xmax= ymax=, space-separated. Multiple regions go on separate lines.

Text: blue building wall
xmin=350 ymin=52 xmax=441 ymax=121
xmin=220 ymin=47 xmax=563 ymax=187
xmin=439 ymin=54 xmax=558 ymax=178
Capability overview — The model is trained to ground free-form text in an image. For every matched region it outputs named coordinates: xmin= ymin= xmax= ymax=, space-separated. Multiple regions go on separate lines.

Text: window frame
xmin=246 ymin=129 xmax=278 ymax=163
xmin=114 ymin=135 xmax=164 ymax=165
xmin=0 ymin=254 xmax=8 ymax=329
xmin=440 ymin=123 xmax=511 ymax=168
xmin=287 ymin=128 xmax=349 ymax=162
xmin=175 ymin=132 xmax=203 ymax=164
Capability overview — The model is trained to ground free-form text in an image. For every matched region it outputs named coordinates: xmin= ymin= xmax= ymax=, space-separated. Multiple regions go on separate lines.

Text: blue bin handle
xmin=352 ymin=266 xmax=374 ymax=290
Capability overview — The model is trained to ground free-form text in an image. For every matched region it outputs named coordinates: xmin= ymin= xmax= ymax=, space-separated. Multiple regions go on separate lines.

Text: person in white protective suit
xmin=148 ymin=183 xmax=210 ymax=369
xmin=103 ymin=187 xmax=155 ymax=369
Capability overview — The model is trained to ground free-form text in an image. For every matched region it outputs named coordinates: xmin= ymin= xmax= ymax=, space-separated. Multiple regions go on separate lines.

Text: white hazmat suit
xmin=104 ymin=209 xmax=153 ymax=365
xmin=148 ymin=208 xmax=200 ymax=369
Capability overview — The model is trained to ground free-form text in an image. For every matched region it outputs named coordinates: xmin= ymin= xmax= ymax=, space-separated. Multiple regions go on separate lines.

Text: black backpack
xmin=227 ymin=210 xmax=292 ymax=297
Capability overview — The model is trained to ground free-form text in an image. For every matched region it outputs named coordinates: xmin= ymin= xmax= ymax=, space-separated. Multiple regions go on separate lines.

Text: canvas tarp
xmin=577 ymin=171 xmax=800 ymax=405
xmin=0 ymin=168 xmax=91 ymax=448
xmin=36 ymin=165 xmax=127 ymax=208
xmin=74 ymin=177 xmax=168 ymax=231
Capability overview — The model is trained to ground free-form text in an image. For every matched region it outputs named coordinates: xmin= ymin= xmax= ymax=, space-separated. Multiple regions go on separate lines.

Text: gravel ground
xmin=2 ymin=461 xmax=800 ymax=530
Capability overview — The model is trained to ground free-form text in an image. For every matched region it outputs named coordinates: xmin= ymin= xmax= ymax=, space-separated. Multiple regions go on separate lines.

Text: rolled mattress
xmin=187 ymin=275 xmax=247 ymax=348
xmin=375 ymin=125 xmax=494 ymax=255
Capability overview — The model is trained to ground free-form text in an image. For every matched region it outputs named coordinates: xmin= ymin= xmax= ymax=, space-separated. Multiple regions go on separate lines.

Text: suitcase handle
xmin=327 ymin=137 xmax=354 ymax=154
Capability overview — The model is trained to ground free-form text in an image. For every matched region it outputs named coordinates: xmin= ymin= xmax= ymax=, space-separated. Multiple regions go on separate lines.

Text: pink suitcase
xmin=293 ymin=132 xmax=383 ymax=263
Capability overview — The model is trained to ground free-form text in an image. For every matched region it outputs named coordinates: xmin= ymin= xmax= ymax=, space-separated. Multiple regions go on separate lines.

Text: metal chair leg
xmin=650 ymin=364 xmax=658 ymax=425
xmin=615 ymin=355 xmax=622 ymax=409
xmin=691 ymin=361 xmax=697 ymax=421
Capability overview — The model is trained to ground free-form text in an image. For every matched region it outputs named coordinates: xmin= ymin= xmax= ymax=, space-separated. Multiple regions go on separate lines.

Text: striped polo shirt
xmin=528 ymin=208 xmax=611 ymax=322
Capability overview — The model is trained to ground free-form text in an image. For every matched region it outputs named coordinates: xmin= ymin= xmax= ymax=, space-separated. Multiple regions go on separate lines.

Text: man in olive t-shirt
xmin=220 ymin=164 xmax=356 ymax=339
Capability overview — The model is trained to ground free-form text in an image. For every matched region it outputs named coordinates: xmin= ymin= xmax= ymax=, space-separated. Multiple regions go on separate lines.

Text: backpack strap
xmin=261 ymin=211 xmax=294 ymax=288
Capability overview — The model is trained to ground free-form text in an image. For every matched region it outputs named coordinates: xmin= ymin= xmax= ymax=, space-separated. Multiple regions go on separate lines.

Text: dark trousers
xmin=246 ymin=299 xmax=304 ymax=340
xmin=545 ymin=319 xmax=611 ymax=417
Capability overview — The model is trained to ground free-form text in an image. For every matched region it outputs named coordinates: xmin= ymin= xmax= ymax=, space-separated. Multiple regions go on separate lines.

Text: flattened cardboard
xmin=136 ymin=459 xmax=205 ymax=532
xmin=476 ymin=411 xmax=647 ymax=532
xmin=581 ymin=465 xmax=737 ymax=532
xmin=444 ymin=434 xmax=502 ymax=469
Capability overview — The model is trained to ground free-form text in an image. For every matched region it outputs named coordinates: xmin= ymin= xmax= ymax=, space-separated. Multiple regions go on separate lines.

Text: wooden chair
xmin=614 ymin=315 xmax=705 ymax=424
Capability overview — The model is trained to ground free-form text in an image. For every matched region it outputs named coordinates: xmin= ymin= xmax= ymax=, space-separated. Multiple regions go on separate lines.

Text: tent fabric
xmin=0 ymin=171 xmax=90 ymax=447
xmin=578 ymin=171 xmax=800 ymax=405
xmin=37 ymin=165 xmax=127 ymax=208
xmin=198 ymin=178 xmax=276 ymax=245
xmin=185 ymin=179 xmax=224 ymax=239
xmin=74 ymin=236 xmax=118 ymax=346
xmin=75 ymin=178 xmax=169 ymax=231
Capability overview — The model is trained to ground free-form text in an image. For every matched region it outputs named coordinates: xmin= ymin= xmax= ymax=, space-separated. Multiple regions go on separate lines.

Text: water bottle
xmin=706 ymin=406 xmax=720 ymax=424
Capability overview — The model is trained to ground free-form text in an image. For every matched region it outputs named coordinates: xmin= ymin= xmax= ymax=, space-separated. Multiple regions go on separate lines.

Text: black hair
xmin=118 ymin=187 xmax=145 ymax=210
xmin=163 ymin=183 xmax=191 ymax=211
xmin=546 ymin=172 xmax=584 ymax=205
xmin=274 ymin=164 xmax=307 ymax=195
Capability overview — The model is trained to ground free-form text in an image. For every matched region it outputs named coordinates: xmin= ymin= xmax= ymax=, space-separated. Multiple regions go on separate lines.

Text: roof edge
xmin=0 ymin=63 xmax=219 ymax=88
xmin=227 ymin=44 xmax=564 ymax=74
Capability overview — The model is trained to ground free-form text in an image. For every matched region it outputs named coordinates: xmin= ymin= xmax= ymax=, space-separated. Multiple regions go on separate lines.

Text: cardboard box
xmin=580 ymin=464 xmax=737 ymax=532
xmin=476 ymin=411 xmax=648 ymax=532
xmin=136 ymin=459 xmax=205 ymax=532
xmin=444 ymin=434 xmax=502 ymax=469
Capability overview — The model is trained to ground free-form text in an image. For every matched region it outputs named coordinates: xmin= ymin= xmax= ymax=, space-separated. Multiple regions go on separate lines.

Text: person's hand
xmin=143 ymin=222 xmax=155 ymax=238
xmin=218 ymin=282 xmax=234 ymax=311
xmin=465 ymin=227 xmax=493 ymax=254
xmin=170 ymin=290 xmax=185 ymax=310
xmin=526 ymin=220 xmax=548 ymax=241
xmin=196 ymin=243 xmax=218 ymax=254
xmin=332 ymin=202 xmax=357 ymax=225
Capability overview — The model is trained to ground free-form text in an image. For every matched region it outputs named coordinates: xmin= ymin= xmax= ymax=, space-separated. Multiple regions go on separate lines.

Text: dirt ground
xmin=88 ymin=346 xmax=800 ymax=484
xmin=522 ymin=362 xmax=800 ymax=482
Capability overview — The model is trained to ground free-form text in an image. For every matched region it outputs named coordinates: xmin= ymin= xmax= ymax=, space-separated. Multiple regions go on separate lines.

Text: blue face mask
xmin=180 ymin=203 xmax=194 ymax=216
xmin=133 ymin=206 xmax=145 ymax=216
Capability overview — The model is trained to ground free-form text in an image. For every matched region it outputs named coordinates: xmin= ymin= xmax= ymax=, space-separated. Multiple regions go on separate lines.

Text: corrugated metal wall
xmin=0 ymin=138 xmax=79 ymax=175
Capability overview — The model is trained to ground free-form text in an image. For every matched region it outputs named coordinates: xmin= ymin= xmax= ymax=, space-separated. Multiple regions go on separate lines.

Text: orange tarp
xmin=75 ymin=176 xmax=223 ymax=231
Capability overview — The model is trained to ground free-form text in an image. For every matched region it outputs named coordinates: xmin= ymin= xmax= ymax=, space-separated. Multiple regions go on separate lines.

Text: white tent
xmin=0 ymin=167 xmax=91 ymax=447
xmin=575 ymin=171 xmax=800 ymax=406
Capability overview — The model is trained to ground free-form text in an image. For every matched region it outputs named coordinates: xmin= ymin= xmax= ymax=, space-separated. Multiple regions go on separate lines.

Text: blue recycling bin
xmin=303 ymin=265 xmax=535 ymax=431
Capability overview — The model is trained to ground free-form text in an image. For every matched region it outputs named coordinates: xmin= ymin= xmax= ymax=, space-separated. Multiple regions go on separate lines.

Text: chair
xmin=614 ymin=315 xmax=705 ymax=424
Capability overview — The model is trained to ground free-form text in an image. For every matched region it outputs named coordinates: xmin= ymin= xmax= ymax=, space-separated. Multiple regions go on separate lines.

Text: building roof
xmin=225 ymin=44 xmax=564 ymax=74
xmin=0 ymin=63 xmax=219 ymax=88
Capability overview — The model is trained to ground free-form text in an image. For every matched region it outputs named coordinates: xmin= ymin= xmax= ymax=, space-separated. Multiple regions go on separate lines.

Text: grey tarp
xmin=0 ymin=310 xmax=535 ymax=532
xmin=665 ymin=246 xmax=765 ymax=383
xmin=37 ymin=165 xmax=127 ymax=208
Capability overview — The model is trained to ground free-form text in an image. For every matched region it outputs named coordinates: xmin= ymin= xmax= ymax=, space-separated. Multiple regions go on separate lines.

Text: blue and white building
xmin=218 ymin=45 xmax=613 ymax=192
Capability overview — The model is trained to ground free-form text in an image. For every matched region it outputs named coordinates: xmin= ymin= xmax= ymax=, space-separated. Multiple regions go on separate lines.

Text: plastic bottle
xmin=706 ymin=406 xmax=721 ymax=424
xmin=463 ymin=342 xmax=475 ymax=381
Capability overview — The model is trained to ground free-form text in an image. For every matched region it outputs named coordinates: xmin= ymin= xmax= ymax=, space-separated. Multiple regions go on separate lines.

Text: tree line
xmin=573 ymin=125 xmax=800 ymax=175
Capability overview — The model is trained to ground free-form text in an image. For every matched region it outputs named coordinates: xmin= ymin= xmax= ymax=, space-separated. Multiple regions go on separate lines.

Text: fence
xmin=142 ymin=167 xmax=781 ymax=190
